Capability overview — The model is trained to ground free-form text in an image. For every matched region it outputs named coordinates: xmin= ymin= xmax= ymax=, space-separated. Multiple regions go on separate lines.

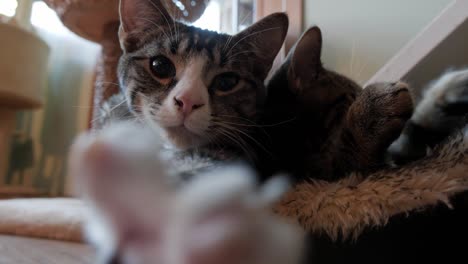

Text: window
xmin=0 ymin=0 xmax=17 ymax=17
xmin=30 ymin=1 xmax=70 ymax=35
xmin=191 ymin=0 xmax=255 ymax=34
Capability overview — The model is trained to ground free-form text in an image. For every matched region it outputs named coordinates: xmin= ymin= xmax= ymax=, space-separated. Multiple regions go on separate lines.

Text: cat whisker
xmin=135 ymin=18 xmax=171 ymax=42
xmin=211 ymin=117 xmax=271 ymax=140
xmin=222 ymin=9 xmax=252 ymax=54
xmin=226 ymin=50 xmax=254 ymax=63
xmin=223 ymin=57 xmax=250 ymax=66
xmin=223 ymin=35 xmax=234 ymax=54
xmin=225 ymin=27 xmax=282 ymax=57
xmin=212 ymin=122 xmax=258 ymax=152
xmin=212 ymin=117 xmax=296 ymax=128
xmin=355 ymin=60 xmax=369 ymax=86
xmin=206 ymin=132 xmax=225 ymax=154
xmin=212 ymin=114 xmax=261 ymax=125
xmin=95 ymin=82 xmax=121 ymax=88
xmin=212 ymin=115 xmax=268 ymax=135
xmin=145 ymin=0 xmax=174 ymax=41
xmin=239 ymin=9 xmax=253 ymax=29
xmin=95 ymin=81 xmax=120 ymax=86
xmin=211 ymin=126 xmax=256 ymax=162
xmin=349 ymin=39 xmax=356 ymax=77
xmin=211 ymin=119 xmax=259 ymax=127
xmin=108 ymin=99 xmax=129 ymax=113
xmin=212 ymin=121 xmax=272 ymax=156
xmin=172 ymin=7 xmax=180 ymax=45
xmin=261 ymin=117 xmax=297 ymax=127
xmin=89 ymin=97 xmax=131 ymax=124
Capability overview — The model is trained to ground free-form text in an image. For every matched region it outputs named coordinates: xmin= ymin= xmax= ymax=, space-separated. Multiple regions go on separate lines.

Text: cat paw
xmin=69 ymin=121 xmax=167 ymax=197
xmin=346 ymin=82 xmax=414 ymax=160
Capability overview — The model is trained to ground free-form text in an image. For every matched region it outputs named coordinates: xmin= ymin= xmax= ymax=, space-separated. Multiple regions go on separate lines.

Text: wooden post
xmin=15 ymin=0 xmax=33 ymax=30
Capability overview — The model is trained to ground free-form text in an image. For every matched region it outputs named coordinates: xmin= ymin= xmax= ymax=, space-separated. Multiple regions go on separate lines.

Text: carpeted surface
xmin=0 ymin=198 xmax=86 ymax=242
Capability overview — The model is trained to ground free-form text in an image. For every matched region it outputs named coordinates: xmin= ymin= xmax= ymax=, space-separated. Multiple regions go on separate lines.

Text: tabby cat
xmin=258 ymin=26 xmax=414 ymax=181
xmin=116 ymin=0 xmax=288 ymax=178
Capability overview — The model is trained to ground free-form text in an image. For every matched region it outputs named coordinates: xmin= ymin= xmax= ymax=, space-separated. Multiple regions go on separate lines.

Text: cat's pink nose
xmin=174 ymin=95 xmax=205 ymax=115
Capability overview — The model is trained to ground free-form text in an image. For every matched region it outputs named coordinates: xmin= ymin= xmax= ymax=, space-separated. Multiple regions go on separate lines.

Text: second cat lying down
xmin=257 ymin=26 xmax=413 ymax=181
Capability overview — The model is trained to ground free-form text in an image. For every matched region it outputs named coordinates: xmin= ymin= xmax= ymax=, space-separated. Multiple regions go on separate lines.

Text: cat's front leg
xmin=338 ymin=81 xmax=413 ymax=172
xmin=69 ymin=121 xmax=173 ymax=263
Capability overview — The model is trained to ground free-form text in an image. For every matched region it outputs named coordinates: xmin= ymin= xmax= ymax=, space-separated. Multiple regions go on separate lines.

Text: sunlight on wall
xmin=192 ymin=0 xmax=221 ymax=32
xmin=0 ymin=0 xmax=70 ymax=36
xmin=0 ymin=0 xmax=18 ymax=17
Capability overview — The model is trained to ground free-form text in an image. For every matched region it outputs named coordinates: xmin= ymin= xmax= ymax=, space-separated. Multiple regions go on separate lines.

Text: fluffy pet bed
xmin=274 ymin=129 xmax=468 ymax=263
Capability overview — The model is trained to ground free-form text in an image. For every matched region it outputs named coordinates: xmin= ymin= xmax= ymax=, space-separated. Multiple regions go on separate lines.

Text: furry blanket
xmin=0 ymin=130 xmax=466 ymax=245
xmin=274 ymin=129 xmax=468 ymax=240
xmin=0 ymin=198 xmax=85 ymax=242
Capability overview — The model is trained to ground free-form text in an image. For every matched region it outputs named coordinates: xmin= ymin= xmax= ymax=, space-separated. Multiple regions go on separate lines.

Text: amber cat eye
xmin=149 ymin=55 xmax=176 ymax=80
xmin=212 ymin=72 xmax=240 ymax=94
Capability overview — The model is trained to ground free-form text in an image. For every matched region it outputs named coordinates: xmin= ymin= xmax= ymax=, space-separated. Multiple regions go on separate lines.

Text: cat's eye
xmin=149 ymin=55 xmax=176 ymax=80
xmin=212 ymin=73 xmax=241 ymax=95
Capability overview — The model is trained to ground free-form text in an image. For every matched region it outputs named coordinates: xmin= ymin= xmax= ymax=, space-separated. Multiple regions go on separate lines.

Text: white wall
xmin=304 ymin=0 xmax=452 ymax=85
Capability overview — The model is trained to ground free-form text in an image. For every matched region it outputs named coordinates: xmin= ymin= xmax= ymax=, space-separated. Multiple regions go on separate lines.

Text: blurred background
xmin=0 ymin=0 xmax=464 ymax=197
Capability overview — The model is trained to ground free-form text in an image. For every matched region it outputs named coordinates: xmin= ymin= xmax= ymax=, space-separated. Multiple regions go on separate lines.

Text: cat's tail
xmin=274 ymin=126 xmax=468 ymax=241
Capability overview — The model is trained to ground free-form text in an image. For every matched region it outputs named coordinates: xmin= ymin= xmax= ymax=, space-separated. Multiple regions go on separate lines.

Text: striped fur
xmin=117 ymin=0 xmax=288 ymax=155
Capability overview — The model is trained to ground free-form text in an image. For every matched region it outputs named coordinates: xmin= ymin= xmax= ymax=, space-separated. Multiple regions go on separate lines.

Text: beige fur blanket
xmin=274 ymin=130 xmax=468 ymax=240
xmin=0 ymin=128 xmax=466 ymax=244
xmin=0 ymin=198 xmax=86 ymax=242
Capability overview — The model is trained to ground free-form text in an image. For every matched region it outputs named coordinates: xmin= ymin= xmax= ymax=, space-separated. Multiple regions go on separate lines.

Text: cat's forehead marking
xmin=182 ymin=56 xmax=207 ymax=78
xmin=177 ymin=37 xmax=190 ymax=56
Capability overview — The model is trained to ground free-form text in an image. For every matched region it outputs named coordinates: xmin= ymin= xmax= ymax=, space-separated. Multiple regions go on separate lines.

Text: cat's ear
xmin=119 ymin=0 xmax=173 ymax=52
xmin=288 ymin=26 xmax=323 ymax=93
xmin=230 ymin=13 xmax=289 ymax=79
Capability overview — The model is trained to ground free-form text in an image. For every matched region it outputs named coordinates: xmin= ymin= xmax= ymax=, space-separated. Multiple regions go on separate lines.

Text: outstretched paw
xmin=345 ymin=82 xmax=414 ymax=162
xmin=69 ymin=121 xmax=168 ymax=201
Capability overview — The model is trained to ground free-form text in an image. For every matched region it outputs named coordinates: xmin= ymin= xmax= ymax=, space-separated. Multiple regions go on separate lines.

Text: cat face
xmin=118 ymin=0 xmax=288 ymax=150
